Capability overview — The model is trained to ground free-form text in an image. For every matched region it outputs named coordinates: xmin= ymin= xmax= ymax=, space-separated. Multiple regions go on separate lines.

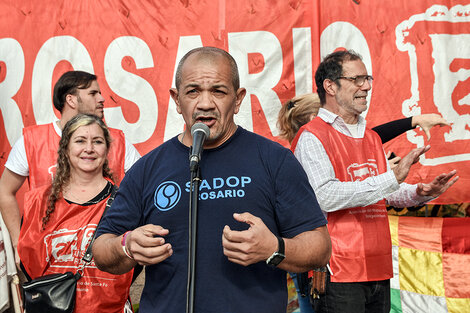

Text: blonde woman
xmin=18 ymin=114 xmax=133 ymax=313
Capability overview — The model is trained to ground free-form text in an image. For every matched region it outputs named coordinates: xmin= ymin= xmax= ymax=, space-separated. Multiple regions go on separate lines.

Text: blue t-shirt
xmin=97 ymin=127 xmax=326 ymax=313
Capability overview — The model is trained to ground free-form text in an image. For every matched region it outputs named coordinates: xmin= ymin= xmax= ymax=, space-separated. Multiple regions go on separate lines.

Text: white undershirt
xmin=344 ymin=122 xmax=359 ymax=138
xmin=5 ymin=121 xmax=140 ymax=176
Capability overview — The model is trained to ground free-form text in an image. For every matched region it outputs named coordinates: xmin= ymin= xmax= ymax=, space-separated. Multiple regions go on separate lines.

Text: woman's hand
xmin=412 ymin=114 xmax=450 ymax=140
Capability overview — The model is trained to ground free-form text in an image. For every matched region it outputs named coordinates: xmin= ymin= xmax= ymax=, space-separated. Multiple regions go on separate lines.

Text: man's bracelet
xmin=121 ymin=231 xmax=133 ymax=259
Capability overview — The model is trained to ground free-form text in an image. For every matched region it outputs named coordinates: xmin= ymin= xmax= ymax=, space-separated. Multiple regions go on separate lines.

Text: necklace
xmin=83 ymin=181 xmax=113 ymax=205
xmin=64 ymin=181 xmax=112 ymax=205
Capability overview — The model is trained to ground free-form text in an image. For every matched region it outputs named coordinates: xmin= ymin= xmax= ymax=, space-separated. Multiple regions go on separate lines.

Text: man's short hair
xmin=53 ymin=71 xmax=97 ymax=112
xmin=315 ymin=50 xmax=362 ymax=105
xmin=175 ymin=47 xmax=240 ymax=91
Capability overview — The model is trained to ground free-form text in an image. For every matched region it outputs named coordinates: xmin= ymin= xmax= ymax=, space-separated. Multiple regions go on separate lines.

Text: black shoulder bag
xmin=22 ymin=186 xmax=117 ymax=313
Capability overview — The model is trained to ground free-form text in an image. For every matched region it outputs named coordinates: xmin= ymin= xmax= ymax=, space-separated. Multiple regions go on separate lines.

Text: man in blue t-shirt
xmin=93 ymin=47 xmax=331 ymax=313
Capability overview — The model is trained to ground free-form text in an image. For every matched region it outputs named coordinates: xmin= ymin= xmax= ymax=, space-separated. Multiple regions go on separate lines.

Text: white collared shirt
xmin=294 ymin=108 xmax=431 ymax=215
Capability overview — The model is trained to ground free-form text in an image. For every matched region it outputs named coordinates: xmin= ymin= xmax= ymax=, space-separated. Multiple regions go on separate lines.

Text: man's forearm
xmin=314 ymin=172 xmax=399 ymax=212
xmin=386 ymin=182 xmax=432 ymax=207
xmin=0 ymin=169 xmax=27 ymax=247
xmin=93 ymin=233 xmax=136 ymax=275
xmin=278 ymin=226 xmax=331 ymax=273
xmin=0 ymin=194 xmax=22 ymax=248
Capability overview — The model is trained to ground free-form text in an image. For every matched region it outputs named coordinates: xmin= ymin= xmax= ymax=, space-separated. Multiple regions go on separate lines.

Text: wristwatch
xmin=266 ymin=236 xmax=285 ymax=267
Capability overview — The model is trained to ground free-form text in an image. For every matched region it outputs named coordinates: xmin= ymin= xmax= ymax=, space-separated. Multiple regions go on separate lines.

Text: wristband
xmin=121 ymin=231 xmax=133 ymax=259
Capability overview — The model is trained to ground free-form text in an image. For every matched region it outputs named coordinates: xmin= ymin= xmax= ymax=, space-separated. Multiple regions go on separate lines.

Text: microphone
xmin=189 ymin=123 xmax=210 ymax=172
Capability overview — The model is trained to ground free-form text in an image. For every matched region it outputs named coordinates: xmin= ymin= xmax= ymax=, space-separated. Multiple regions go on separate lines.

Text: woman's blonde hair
xmin=277 ymin=93 xmax=320 ymax=143
xmin=42 ymin=114 xmax=114 ymax=229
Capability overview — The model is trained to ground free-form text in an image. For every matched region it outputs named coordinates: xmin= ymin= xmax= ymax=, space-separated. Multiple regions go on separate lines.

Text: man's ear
xmin=323 ymin=79 xmax=337 ymax=96
xmin=169 ymin=88 xmax=181 ymax=114
xmin=234 ymin=88 xmax=246 ymax=114
xmin=65 ymin=94 xmax=77 ymax=110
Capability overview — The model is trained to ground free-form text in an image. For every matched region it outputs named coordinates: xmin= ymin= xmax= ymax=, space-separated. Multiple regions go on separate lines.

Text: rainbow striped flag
xmin=389 ymin=216 xmax=470 ymax=313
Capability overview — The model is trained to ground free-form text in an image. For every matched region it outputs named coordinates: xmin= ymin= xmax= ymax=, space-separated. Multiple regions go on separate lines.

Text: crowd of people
xmin=0 ymin=47 xmax=458 ymax=313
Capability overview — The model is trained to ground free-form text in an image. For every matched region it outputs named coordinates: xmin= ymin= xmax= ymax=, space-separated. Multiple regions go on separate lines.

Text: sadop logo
xmin=184 ymin=176 xmax=252 ymax=201
xmin=154 ymin=181 xmax=181 ymax=211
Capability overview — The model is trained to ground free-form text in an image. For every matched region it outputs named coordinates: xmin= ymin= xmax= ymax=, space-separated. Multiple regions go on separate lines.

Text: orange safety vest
xmin=292 ymin=117 xmax=393 ymax=283
xmin=18 ymin=185 xmax=133 ymax=313
xmin=23 ymin=123 xmax=126 ymax=188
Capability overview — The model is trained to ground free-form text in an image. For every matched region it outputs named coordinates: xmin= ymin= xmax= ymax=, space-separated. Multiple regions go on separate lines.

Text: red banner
xmin=0 ymin=1 xmax=469 ymax=204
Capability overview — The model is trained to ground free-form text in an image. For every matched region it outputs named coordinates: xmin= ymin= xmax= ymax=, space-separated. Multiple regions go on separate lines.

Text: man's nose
xmin=97 ymin=93 xmax=105 ymax=103
xmin=361 ymin=79 xmax=372 ymax=91
xmin=197 ymin=91 xmax=215 ymax=110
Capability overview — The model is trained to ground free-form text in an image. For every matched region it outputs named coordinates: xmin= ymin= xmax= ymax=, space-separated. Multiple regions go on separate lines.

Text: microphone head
xmin=191 ymin=123 xmax=210 ymax=138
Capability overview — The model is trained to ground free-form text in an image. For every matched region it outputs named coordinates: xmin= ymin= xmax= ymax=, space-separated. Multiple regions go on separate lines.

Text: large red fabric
xmin=17 ymin=185 xmax=132 ymax=313
xmin=295 ymin=118 xmax=392 ymax=282
xmin=24 ymin=123 xmax=126 ymax=188
xmin=0 ymin=0 xmax=468 ymax=203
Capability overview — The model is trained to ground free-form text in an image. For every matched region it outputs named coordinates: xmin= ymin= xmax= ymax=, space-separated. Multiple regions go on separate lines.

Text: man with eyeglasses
xmin=290 ymin=50 xmax=458 ymax=313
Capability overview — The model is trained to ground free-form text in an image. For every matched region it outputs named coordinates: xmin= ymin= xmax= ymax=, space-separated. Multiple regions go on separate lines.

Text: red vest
xmin=23 ymin=123 xmax=126 ymax=188
xmin=292 ymin=117 xmax=393 ymax=282
xmin=17 ymin=185 xmax=133 ymax=313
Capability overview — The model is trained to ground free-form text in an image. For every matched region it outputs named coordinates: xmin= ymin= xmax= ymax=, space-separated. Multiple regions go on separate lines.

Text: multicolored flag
xmin=389 ymin=215 xmax=470 ymax=313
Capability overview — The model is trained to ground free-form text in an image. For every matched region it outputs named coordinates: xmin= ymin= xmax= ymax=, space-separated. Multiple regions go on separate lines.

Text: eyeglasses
xmin=336 ymin=75 xmax=373 ymax=87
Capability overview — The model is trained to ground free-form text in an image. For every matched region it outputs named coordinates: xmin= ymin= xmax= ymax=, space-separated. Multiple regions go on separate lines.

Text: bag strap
xmin=82 ymin=185 xmax=118 ymax=263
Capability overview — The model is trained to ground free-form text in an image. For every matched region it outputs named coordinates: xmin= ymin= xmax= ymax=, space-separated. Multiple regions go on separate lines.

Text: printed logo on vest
xmin=347 ymin=162 xmax=378 ymax=181
xmin=44 ymin=225 xmax=97 ymax=268
xmin=48 ymin=164 xmax=57 ymax=181
xmin=154 ymin=181 xmax=181 ymax=211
